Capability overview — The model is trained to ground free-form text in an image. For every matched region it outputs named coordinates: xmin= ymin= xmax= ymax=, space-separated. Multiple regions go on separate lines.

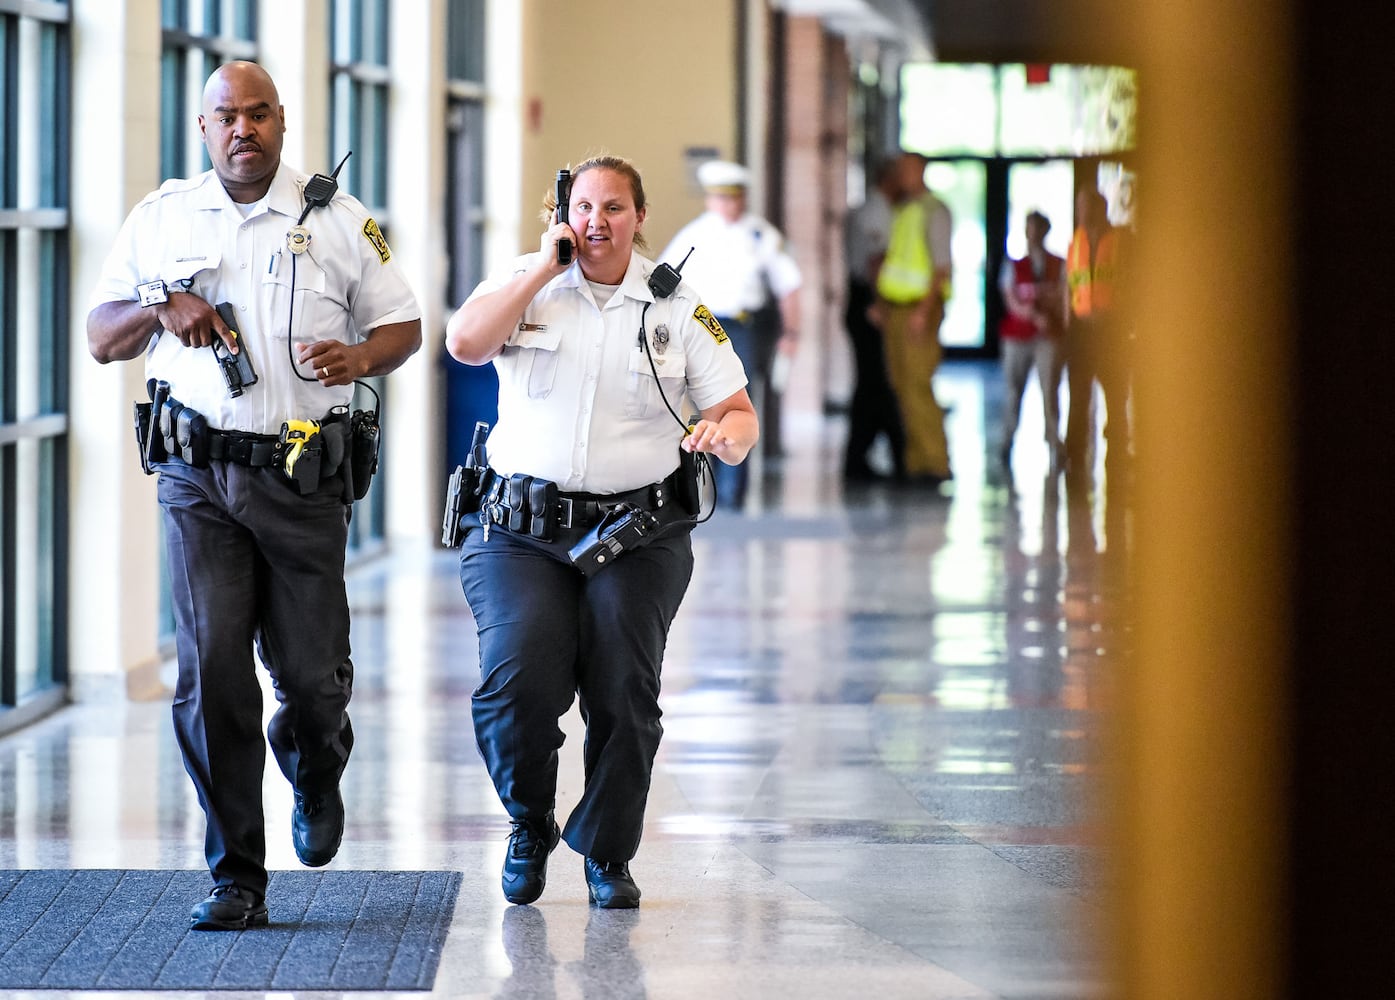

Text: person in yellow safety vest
xmin=873 ymin=151 xmax=954 ymax=487
xmin=1063 ymin=184 xmax=1131 ymax=485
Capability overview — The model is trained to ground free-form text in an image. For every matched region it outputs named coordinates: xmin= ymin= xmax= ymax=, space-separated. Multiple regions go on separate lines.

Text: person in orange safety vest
xmin=1063 ymin=185 xmax=1131 ymax=484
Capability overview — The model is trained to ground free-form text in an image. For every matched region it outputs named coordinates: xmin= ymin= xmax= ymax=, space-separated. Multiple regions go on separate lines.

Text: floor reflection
xmin=0 ymin=360 xmax=1123 ymax=999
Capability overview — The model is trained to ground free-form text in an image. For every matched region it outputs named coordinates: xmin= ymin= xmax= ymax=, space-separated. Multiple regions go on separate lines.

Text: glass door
xmin=1006 ymin=161 xmax=1075 ymax=262
xmin=927 ymin=159 xmax=987 ymax=351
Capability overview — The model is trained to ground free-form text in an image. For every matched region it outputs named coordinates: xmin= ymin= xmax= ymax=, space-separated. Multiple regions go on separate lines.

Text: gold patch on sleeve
xmin=362 ymin=218 xmax=392 ymax=264
xmin=693 ymin=304 xmax=729 ymax=344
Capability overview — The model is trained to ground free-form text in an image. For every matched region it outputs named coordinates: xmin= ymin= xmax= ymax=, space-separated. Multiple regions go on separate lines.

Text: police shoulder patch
xmin=362 ymin=218 xmax=392 ymax=264
xmin=693 ymin=304 xmax=728 ymax=344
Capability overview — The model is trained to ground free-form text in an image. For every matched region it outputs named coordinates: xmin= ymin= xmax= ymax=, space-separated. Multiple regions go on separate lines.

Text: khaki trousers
xmin=881 ymin=301 xmax=951 ymax=478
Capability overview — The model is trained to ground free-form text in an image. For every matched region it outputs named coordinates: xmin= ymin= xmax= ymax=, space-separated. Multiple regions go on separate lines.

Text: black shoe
xmin=502 ymin=816 xmax=561 ymax=905
xmin=292 ymin=787 xmax=345 ymax=867
xmin=584 ymin=858 xmax=641 ymax=909
xmin=190 ymin=884 xmax=268 ymax=931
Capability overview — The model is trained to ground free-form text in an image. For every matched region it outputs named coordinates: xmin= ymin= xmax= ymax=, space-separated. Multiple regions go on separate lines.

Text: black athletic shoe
xmin=502 ymin=816 xmax=561 ymax=905
xmin=584 ymin=858 xmax=641 ymax=909
xmin=190 ymin=884 xmax=269 ymax=931
xmin=292 ymin=787 xmax=345 ymax=867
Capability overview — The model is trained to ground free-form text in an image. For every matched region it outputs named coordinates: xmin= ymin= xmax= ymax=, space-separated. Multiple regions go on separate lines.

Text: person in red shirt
xmin=998 ymin=210 xmax=1067 ymax=472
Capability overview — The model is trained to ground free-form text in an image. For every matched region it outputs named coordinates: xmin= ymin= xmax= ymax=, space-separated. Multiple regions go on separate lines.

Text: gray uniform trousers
xmin=157 ymin=459 xmax=355 ymax=896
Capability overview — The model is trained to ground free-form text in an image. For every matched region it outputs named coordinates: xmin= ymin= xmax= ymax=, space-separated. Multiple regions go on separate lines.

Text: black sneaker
xmin=502 ymin=816 xmax=560 ymax=905
xmin=190 ymin=884 xmax=269 ymax=931
xmin=292 ymin=787 xmax=345 ymax=867
xmin=584 ymin=858 xmax=641 ymax=909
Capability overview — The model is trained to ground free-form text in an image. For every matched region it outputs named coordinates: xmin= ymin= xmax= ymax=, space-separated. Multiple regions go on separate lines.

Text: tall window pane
xmin=447 ymin=0 xmax=485 ymax=83
xmin=330 ymin=0 xmax=392 ymax=551
xmin=0 ymin=2 xmax=71 ymax=713
xmin=443 ymin=0 xmax=494 ymax=469
xmin=160 ymin=0 xmax=258 ymax=181
xmin=330 ymin=0 xmax=390 ymax=213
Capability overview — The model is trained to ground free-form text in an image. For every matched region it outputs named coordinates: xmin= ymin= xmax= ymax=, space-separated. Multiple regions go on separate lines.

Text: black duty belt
xmin=477 ymin=468 xmax=681 ymax=538
xmin=556 ymin=477 xmax=677 ymax=530
xmin=207 ymin=429 xmax=281 ymax=467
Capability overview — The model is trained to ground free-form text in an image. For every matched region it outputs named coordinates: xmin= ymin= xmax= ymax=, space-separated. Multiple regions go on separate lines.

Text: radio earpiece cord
xmin=640 ymin=248 xmax=714 ymax=522
xmin=277 ymin=151 xmax=384 ymax=503
xmin=282 ymin=151 xmax=380 ymax=413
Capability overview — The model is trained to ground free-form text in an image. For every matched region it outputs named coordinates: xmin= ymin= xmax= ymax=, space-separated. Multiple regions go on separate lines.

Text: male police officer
xmin=87 ymin=61 xmax=422 ymax=930
xmin=662 ymin=160 xmax=800 ymax=510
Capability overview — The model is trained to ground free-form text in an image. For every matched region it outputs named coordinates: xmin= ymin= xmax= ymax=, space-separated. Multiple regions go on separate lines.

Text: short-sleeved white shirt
xmin=90 ymin=163 xmax=421 ymax=434
xmin=469 ymin=250 xmax=748 ymax=495
xmin=660 ymin=211 xmax=802 ymax=318
xmin=845 ymin=189 xmax=893 ymax=280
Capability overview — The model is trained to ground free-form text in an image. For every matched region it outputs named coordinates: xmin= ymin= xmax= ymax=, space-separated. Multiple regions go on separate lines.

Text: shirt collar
xmin=556 ymin=251 xmax=658 ymax=304
xmin=189 ymin=162 xmax=304 ymax=220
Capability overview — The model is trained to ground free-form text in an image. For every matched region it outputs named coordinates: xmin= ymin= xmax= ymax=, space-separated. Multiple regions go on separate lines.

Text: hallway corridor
xmin=0 ymin=361 xmax=1127 ymax=999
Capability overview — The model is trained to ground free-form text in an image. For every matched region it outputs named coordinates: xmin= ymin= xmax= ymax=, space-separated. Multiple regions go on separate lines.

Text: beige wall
xmin=515 ymin=0 xmax=743 ymax=257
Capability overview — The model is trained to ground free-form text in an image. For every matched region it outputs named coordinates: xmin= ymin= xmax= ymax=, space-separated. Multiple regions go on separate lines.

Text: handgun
xmin=213 ymin=302 xmax=258 ymax=397
xmin=555 ymin=169 xmax=573 ymax=265
xmin=441 ymin=421 xmax=491 ymax=547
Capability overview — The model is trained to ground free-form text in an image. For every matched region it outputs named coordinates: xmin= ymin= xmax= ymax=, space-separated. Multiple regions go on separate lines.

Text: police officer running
xmin=446 ymin=154 xmax=757 ymax=908
xmin=87 ymin=61 xmax=422 ymax=930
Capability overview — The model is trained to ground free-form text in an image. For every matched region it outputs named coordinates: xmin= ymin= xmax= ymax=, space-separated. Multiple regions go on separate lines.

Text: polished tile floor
xmin=0 ymin=361 xmax=1129 ymax=999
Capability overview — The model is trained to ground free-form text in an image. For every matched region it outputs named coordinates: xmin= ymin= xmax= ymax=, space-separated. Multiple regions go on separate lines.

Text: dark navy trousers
xmin=157 ymin=460 xmax=355 ymax=897
xmin=459 ymin=520 xmax=694 ymax=863
xmin=713 ymin=315 xmax=774 ymax=510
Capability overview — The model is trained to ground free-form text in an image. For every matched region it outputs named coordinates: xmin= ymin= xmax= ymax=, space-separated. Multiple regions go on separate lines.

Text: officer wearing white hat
xmin=662 ymin=160 xmax=801 ymax=511
xmin=695 ymin=159 xmax=752 ymax=193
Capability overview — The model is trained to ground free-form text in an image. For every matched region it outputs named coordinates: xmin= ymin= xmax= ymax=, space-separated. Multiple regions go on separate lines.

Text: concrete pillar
xmin=779 ymin=16 xmax=836 ymax=453
xmin=68 ymin=0 xmax=165 ymax=699
xmin=384 ymin=0 xmax=448 ymax=541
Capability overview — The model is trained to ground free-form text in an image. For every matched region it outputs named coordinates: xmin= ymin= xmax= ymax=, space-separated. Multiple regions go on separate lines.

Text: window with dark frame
xmin=0 ymin=0 xmax=71 ymax=716
xmin=446 ymin=0 xmax=486 ymax=306
xmin=160 ymin=0 xmax=258 ymax=182
xmin=330 ymin=0 xmax=391 ymax=553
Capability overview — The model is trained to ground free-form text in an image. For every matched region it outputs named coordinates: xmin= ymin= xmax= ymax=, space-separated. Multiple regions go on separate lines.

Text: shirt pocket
xmin=625 ymin=347 xmax=688 ymax=419
xmin=261 ymin=253 xmax=329 ymax=346
xmin=500 ymin=324 xmax=563 ymax=399
xmin=161 ymin=252 xmax=222 ymax=298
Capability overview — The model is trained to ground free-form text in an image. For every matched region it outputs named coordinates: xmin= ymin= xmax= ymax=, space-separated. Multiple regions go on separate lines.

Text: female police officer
xmin=446 ymin=155 xmax=757 ymax=908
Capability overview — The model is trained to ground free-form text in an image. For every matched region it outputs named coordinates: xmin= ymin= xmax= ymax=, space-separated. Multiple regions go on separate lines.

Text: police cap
xmin=697 ymin=160 xmax=750 ymax=194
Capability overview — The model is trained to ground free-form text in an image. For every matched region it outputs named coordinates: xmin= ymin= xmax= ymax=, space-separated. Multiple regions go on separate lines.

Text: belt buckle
xmin=558 ymin=496 xmax=576 ymax=529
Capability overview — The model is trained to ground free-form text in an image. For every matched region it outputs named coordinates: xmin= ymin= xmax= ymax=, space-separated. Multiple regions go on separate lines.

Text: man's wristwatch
xmin=137 ymin=279 xmax=169 ymax=308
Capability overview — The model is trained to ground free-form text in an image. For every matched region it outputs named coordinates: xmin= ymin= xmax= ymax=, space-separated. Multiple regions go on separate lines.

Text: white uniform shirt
xmin=845 ymin=189 xmax=893 ymax=281
xmin=90 ymin=163 xmax=421 ymax=434
xmin=660 ymin=212 xmax=802 ymax=319
xmin=469 ymin=250 xmax=747 ymax=495
xmin=923 ymin=192 xmax=954 ymax=276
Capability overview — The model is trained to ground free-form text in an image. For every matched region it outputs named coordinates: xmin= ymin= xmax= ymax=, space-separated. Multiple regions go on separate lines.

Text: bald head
xmin=202 ymin=60 xmax=280 ymax=111
xmin=199 ymin=61 xmax=286 ymax=203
